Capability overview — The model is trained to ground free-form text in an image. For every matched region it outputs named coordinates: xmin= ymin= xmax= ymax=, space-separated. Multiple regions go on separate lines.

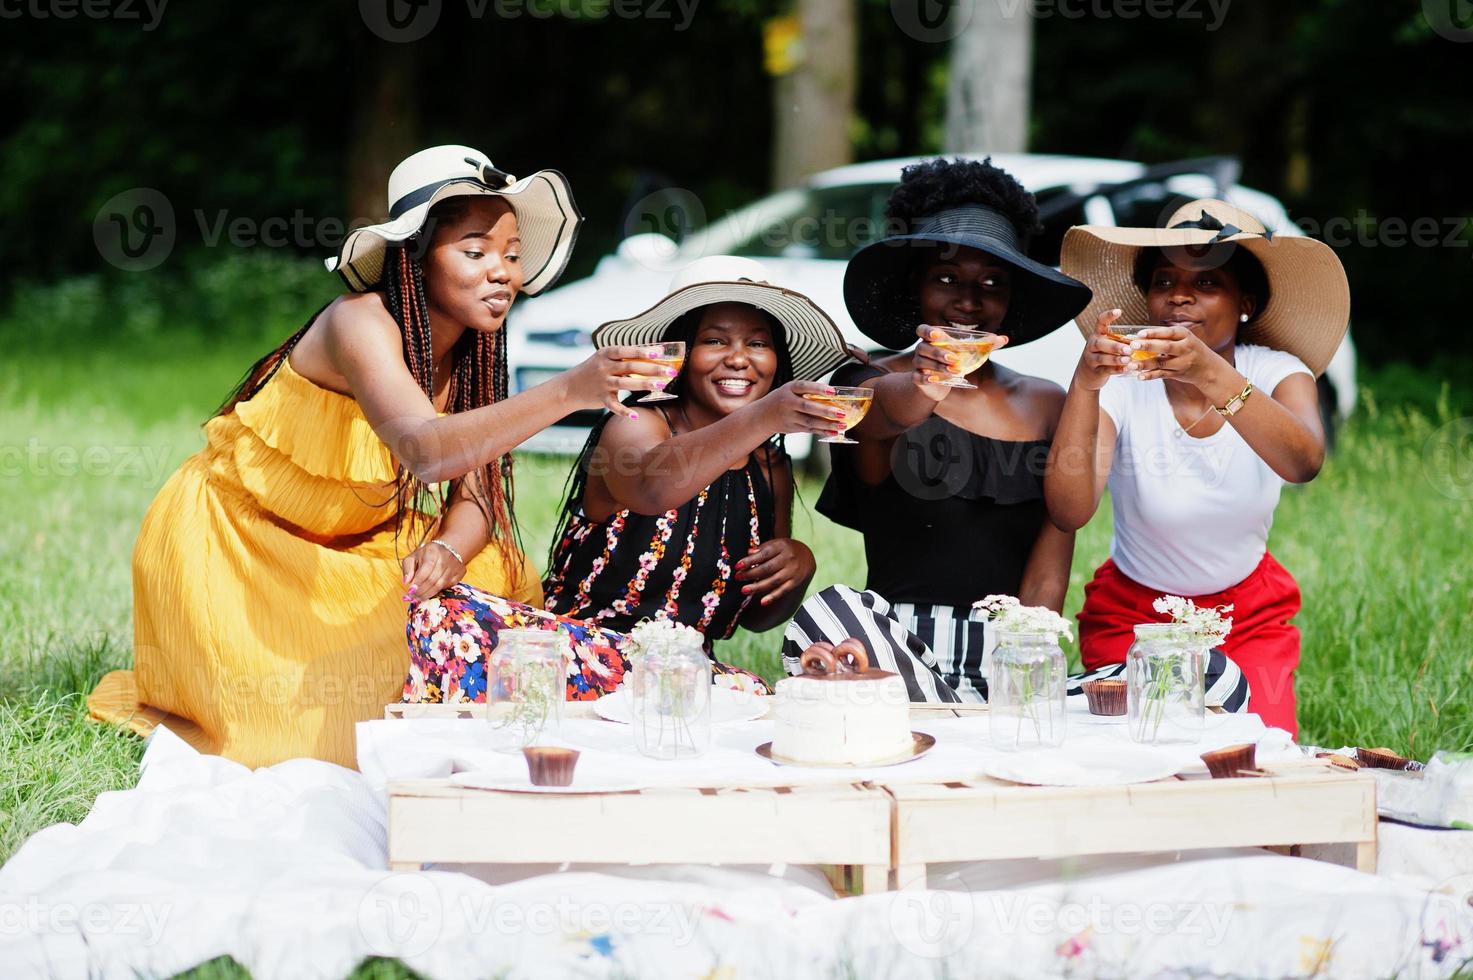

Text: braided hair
xmin=214 ymin=206 xmax=517 ymax=560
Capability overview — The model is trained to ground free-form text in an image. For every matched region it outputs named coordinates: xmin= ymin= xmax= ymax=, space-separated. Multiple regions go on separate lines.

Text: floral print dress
xmin=402 ymin=455 xmax=776 ymax=704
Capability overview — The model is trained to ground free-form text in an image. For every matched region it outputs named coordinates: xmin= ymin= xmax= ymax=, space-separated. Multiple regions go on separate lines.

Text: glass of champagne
xmin=1105 ymin=324 xmax=1162 ymax=363
xmin=802 ymin=385 xmax=874 ymax=444
xmin=637 ymin=341 xmax=686 ymax=402
xmin=927 ymin=326 xmax=999 ymax=390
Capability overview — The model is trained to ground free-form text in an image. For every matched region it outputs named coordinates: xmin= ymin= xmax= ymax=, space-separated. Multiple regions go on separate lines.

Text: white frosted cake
xmin=770 ymin=670 xmax=913 ymax=765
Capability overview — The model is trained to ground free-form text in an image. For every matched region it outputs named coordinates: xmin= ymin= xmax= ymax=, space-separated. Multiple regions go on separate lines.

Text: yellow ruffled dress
xmin=88 ymin=357 xmax=541 ymax=769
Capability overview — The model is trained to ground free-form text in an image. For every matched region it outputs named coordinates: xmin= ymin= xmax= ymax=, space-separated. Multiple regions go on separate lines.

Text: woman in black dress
xmin=781 ymin=158 xmax=1092 ymax=702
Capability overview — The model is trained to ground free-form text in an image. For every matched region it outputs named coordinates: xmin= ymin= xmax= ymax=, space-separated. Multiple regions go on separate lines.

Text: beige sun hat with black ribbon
xmin=326 ymin=144 xmax=581 ymax=295
xmin=1061 ymin=198 xmax=1350 ymax=376
xmin=593 ymin=256 xmax=854 ymax=382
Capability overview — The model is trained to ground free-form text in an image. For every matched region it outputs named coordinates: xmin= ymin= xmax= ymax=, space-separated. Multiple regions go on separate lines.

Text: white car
xmin=508 ymin=154 xmax=1356 ymax=457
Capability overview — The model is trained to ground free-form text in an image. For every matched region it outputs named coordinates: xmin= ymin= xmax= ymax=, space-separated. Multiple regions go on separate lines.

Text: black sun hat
xmin=844 ymin=202 xmax=1093 ymax=351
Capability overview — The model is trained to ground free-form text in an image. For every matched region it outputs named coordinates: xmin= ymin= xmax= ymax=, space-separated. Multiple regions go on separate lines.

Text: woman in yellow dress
xmin=88 ymin=146 xmax=670 ymax=768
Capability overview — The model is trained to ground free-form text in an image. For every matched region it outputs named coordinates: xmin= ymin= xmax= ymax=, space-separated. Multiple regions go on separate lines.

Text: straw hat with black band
xmin=593 ymin=256 xmax=854 ymax=383
xmin=1061 ymin=198 xmax=1350 ymax=377
xmin=327 ymin=144 xmax=582 ymax=296
xmin=843 ymin=204 xmax=1093 ymax=351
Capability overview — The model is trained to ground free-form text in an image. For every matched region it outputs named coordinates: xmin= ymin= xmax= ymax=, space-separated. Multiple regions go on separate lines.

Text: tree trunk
xmin=770 ymin=0 xmax=857 ymax=190
xmin=945 ymin=1 xmax=1034 ymax=154
xmin=347 ymin=40 xmax=420 ymax=225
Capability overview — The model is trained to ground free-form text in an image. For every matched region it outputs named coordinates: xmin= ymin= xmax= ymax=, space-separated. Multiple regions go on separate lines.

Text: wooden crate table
xmin=386 ymin=779 xmax=892 ymax=895
xmin=884 ymin=758 xmax=1378 ymax=890
xmin=383 ymin=701 xmax=891 ymax=895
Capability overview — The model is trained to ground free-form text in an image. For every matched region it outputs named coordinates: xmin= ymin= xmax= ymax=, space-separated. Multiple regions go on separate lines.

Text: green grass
xmin=3 ymin=340 xmax=1472 ymax=966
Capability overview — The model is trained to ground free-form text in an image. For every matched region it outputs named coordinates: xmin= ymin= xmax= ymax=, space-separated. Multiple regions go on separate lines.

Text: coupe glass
xmin=927 ymin=326 xmax=1000 ymax=389
xmin=802 ymin=385 xmax=874 ymax=444
xmin=637 ymin=341 xmax=686 ymax=402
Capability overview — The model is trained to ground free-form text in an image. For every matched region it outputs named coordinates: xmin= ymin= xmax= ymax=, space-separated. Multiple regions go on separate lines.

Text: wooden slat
xmin=388 ymin=782 xmax=891 ymax=867
xmin=889 ymin=768 xmax=1377 ymax=865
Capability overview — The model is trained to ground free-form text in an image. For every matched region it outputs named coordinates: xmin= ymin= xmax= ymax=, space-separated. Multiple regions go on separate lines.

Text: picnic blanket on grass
xmin=3 ymin=724 xmax=1471 ymax=978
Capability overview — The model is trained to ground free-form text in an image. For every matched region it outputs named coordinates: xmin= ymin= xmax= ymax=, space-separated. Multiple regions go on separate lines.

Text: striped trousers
xmin=781 ymin=585 xmax=1251 ymax=710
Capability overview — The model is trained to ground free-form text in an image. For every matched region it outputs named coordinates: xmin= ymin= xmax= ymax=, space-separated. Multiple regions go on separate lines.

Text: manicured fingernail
xmin=665 ymin=368 xmax=678 ymax=377
xmin=409 ymin=585 xmax=418 ymax=593
xmin=761 ymin=596 xmax=771 ymax=605
xmin=630 ymin=411 xmax=640 ymax=420
xmin=1111 ymin=308 xmax=1122 ymax=316
xmin=825 ymin=387 xmax=836 ymax=395
xmin=741 ymin=586 xmax=752 ymax=594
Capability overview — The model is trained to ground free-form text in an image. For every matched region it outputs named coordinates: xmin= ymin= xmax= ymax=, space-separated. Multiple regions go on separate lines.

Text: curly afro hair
xmin=884 ymin=157 xmax=1042 ymax=245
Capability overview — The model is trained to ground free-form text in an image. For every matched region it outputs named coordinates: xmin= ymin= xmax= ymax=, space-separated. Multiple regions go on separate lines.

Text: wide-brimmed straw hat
xmin=844 ymin=203 xmax=1093 ymax=350
xmin=326 ymin=144 xmax=581 ymax=295
xmin=593 ymin=256 xmax=853 ymax=382
xmin=1061 ymin=198 xmax=1350 ymax=376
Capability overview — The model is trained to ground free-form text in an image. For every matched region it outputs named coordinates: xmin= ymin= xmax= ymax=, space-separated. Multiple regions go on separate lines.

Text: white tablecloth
xmin=356 ymin=704 xmax=1297 ymax=790
xmin=3 ymin=719 xmax=1470 ymax=979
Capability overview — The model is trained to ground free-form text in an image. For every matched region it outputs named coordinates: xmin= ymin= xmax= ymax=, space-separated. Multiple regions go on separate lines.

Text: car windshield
xmin=685 ymin=183 xmax=896 ymax=261
xmin=686 ymin=180 xmax=1092 ymax=268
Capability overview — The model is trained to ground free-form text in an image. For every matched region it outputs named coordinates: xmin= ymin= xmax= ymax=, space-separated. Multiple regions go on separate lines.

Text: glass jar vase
xmin=630 ymin=630 xmax=712 ymax=760
xmin=1126 ymin=623 xmax=1205 ymax=744
xmin=988 ymin=631 xmax=1067 ymax=750
xmin=486 ymin=628 xmax=565 ymax=751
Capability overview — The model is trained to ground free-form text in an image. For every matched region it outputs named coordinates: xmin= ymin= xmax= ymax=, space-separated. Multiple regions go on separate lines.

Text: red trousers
xmin=1077 ymin=552 xmax=1302 ymax=736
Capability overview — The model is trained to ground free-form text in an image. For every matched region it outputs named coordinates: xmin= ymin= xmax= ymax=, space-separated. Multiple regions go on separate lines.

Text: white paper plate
xmin=981 ymin=744 xmax=1182 ymax=787
xmin=449 ymin=770 xmax=646 ymax=794
xmin=592 ymin=686 xmax=768 ymax=725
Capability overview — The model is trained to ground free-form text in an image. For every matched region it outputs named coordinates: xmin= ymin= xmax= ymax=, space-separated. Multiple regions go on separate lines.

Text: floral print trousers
xmin=402 ymin=582 xmax=772 ymax=704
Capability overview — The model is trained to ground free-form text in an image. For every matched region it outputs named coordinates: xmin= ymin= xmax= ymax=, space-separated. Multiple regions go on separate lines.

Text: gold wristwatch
xmin=1215 ymin=380 xmax=1255 ymax=417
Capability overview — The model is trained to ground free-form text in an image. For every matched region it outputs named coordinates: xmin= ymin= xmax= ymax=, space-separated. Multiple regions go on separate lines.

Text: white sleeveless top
xmin=1098 ymin=344 xmax=1313 ymax=595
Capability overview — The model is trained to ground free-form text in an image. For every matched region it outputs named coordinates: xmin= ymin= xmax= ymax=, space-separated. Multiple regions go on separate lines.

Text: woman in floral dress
xmin=403 ymin=256 xmax=855 ymax=702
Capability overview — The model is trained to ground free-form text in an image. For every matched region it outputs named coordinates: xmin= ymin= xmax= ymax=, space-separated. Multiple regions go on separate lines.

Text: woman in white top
xmin=1045 ymin=199 xmax=1350 ymax=736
